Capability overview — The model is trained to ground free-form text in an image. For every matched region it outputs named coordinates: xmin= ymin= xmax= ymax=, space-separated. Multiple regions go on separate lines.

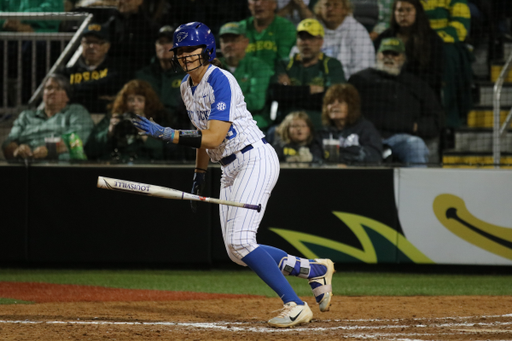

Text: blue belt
xmin=219 ymin=138 xmax=267 ymax=166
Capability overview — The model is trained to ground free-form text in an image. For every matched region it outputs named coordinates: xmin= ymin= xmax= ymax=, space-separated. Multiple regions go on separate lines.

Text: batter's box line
xmin=0 ymin=319 xmax=511 ymax=334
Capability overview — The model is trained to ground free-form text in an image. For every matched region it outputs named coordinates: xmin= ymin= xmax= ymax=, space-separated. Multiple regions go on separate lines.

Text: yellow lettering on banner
xmin=82 ymin=72 xmax=90 ymax=82
xmin=91 ymin=71 xmax=99 ymax=80
xmin=100 ymin=68 xmax=108 ymax=78
xmin=74 ymin=73 xmax=82 ymax=84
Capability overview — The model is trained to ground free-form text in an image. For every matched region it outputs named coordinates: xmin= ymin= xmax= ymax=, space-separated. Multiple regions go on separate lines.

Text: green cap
xmin=219 ymin=22 xmax=246 ymax=36
xmin=378 ymin=38 xmax=405 ymax=54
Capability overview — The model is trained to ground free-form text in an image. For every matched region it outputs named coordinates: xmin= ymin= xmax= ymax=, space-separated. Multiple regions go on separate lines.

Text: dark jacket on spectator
xmin=318 ymin=117 xmax=383 ymax=164
xmin=374 ymin=28 xmax=444 ymax=99
xmin=348 ymin=68 xmax=442 ymax=139
xmin=59 ymin=56 xmax=132 ymax=114
xmin=106 ymin=10 xmax=158 ymax=70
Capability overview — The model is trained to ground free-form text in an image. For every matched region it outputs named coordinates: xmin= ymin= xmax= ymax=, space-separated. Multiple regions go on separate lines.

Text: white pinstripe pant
xmin=219 ymin=141 xmax=280 ymax=266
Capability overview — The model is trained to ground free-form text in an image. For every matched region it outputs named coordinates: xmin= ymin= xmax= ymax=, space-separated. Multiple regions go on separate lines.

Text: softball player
xmin=133 ymin=22 xmax=334 ymax=328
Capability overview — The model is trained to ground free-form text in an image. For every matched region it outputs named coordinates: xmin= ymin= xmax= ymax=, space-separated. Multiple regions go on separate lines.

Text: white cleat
xmin=267 ymin=301 xmax=313 ymax=328
xmin=309 ymin=258 xmax=335 ymax=312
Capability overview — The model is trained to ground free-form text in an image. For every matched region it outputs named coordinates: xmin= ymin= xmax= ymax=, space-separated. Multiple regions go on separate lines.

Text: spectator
xmin=277 ymin=0 xmax=315 ymax=25
xmin=218 ymin=21 xmax=274 ymax=131
xmin=2 ymin=74 xmax=93 ymax=161
xmin=84 ymin=79 xmax=191 ymax=162
xmin=272 ymin=111 xmax=324 ymax=164
xmin=58 ymin=23 xmax=131 ymax=114
xmin=370 ymin=0 xmax=394 ymax=40
xmin=269 ymin=18 xmax=346 ymax=129
xmin=318 ymin=83 xmax=383 ymax=164
xmin=136 ymin=25 xmax=190 ymax=129
xmin=0 ymin=0 xmax=63 ymax=33
xmin=314 ymin=0 xmax=375 ymax=78
xmin=421 ymin=0 xmax=472 ymax=129
xmin=240 ymin=0 xmax=297 ymax=69
xmin=374 ymin=0 xmax=444 ymax=98
xmin=106 ymin=0 xmax=158 ymax=70
xmin=348 ymin=38 xmax=442 ymax=167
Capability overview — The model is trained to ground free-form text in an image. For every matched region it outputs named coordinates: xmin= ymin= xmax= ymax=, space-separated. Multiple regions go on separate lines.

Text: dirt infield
xmin=0 ymin=282 xmax=511 ymax=340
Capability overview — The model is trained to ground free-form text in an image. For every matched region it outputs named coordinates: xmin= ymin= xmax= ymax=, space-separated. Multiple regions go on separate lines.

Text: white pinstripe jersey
xmin=180 ymin=65 xmax=264 ymax=162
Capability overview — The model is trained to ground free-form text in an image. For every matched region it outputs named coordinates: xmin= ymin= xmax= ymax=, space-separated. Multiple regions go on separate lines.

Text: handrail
xmin=0 ymin=12 xmax=94 ymax=107
xmin=492 ymin=52 xmax=512 ymax=168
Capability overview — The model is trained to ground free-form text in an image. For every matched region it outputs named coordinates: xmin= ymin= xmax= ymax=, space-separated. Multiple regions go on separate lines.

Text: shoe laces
xmin=273 ymin=302 xmax=297 ymax=318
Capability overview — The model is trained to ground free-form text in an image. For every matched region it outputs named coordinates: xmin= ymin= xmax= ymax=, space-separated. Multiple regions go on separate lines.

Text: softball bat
xmin=97 ymin=176 xmax=261 ymax=212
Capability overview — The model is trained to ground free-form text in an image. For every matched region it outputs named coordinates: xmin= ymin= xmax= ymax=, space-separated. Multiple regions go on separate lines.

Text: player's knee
xmin=227 ymin=240 xmax=257 ymax=260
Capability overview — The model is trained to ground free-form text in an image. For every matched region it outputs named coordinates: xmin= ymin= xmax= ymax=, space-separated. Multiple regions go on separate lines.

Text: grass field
xmin=1 ymin=268 xmax=512 ymax=305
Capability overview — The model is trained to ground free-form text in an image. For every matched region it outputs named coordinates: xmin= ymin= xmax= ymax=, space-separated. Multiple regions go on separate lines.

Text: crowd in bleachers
xmin=2 ymin=0 xmax=512 ymax=166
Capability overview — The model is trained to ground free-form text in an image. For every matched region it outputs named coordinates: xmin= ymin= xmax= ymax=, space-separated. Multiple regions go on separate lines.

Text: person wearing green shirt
xmin=2 ymin=74 xmax=93 ymax=161
xmin=421 ymin=0 xmax=472 ymax=128
xmin=218 ymin=22 xmax=275 ymax=131
xmin=270 ymin=18 xmax=346 ymax=130
xmin=0 ymin=0 xmax=63 ymax=33
xmin=240 ymin=0 xmax=297 ymax=70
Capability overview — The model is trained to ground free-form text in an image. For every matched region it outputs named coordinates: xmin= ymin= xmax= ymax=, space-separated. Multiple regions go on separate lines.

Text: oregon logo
xmin=433 ymin=194 xmax=512 ymax=260
xmin=270 ymin=212 xmax=432 ymax=264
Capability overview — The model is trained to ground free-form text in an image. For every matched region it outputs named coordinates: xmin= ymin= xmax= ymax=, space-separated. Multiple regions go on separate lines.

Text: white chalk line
xmin=0 ymin=315 xmax=510 ymax=336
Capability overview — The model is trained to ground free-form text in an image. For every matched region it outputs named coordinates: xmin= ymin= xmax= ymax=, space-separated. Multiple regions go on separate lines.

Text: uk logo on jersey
xmin=217 ymin=102 xmax=226 ymax=111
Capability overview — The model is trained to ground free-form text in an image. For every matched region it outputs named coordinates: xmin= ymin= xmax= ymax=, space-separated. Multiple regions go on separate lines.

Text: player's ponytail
xmin=210 ymin=58 xmax=223 ymax=68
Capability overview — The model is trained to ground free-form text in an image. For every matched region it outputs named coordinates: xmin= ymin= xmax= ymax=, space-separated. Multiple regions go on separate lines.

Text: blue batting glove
xmin=132 ymin=115 xmax=175 ymax=141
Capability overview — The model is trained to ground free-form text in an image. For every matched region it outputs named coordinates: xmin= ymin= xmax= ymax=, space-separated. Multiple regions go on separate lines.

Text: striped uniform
xmin=181 ymin=64 xmax=280 ymax=265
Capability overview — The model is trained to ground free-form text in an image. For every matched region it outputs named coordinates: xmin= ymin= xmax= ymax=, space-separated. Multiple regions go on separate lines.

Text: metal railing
xmin=0 ymin=12 xmax=93 ymax=115
xmin=493 ymin=51 xmax=512 ymax=168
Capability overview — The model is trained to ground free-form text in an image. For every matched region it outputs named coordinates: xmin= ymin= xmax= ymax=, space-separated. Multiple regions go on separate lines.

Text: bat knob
xmin=257 ymin=204 xmax=261 ymax=213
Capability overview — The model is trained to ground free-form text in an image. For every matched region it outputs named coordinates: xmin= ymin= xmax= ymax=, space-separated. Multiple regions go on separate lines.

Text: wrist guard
xmin=178 ymin=130 xmax=202 ymax=149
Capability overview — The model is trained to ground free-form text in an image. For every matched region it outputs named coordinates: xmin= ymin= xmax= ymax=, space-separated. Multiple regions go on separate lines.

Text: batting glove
xmin=132 ymin=115 xmax=175 ymax=141
xmin=191 ymin=172 xmax=206 ymax=214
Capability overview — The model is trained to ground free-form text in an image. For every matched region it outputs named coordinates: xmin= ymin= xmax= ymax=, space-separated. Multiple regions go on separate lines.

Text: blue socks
xmin=241 ymin=246 xmax=303 ymax=305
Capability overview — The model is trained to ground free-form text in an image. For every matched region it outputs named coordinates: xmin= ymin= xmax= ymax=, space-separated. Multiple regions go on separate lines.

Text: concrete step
xmin=453 ymin=127 xmax=512 ymax=152
xmin=442 ymin=150 xmax=512 ymax=168
xmin=475 ymin=80 xmax=512 ymax=106
xmin=466 ymin=105 xmax=512 ymax=128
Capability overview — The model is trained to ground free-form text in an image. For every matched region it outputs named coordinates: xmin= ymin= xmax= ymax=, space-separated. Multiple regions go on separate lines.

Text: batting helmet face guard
xmin=171 ymin=22 xmax=216 ymax=73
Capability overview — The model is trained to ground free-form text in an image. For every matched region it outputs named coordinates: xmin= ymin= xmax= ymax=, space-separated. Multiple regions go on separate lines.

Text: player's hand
xmin=132 ymin=115 xmax=175 ymax=141
xmin=191 ymin=172 xmax=206 ymax=214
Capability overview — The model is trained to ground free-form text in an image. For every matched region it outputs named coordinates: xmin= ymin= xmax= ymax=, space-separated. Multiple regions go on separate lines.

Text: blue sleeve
xmin=207 ymin=69 xmax=232 ymax=122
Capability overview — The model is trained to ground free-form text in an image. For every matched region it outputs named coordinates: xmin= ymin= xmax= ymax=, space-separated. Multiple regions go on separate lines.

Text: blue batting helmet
xmin=171 ymin=22 xmax=216 ymax=62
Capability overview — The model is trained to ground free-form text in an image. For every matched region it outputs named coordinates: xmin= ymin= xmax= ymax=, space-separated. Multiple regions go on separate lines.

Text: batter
xmin=133 ymin=21 xmax=334 ymax=328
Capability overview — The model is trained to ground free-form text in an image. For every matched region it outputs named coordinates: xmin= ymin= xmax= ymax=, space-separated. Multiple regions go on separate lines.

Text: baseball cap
xmin=157 ymin=25 xmax=175 ymax=42
xmin=81 ymin=23 xmax=109 ymax=41
xmin=297 ymin=19 xmax=324 ymax=38
xmin=378 ymin=38 xmax=405 ymax=54
xmin=219 ymin=22 xmax=246 ymax=36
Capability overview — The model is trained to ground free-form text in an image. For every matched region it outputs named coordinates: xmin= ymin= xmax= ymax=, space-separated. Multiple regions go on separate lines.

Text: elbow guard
xmin=177 ymin=130 xmax=202 ymax=149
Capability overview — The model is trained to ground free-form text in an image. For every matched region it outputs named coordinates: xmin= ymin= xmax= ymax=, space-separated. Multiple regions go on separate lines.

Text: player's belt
xmin=219 ymin=138 xmax=268 ymax=167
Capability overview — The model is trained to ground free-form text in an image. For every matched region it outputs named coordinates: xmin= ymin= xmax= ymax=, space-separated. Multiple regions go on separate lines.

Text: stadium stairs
xmin=442 ymin=42 xmax=512 ymax=168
